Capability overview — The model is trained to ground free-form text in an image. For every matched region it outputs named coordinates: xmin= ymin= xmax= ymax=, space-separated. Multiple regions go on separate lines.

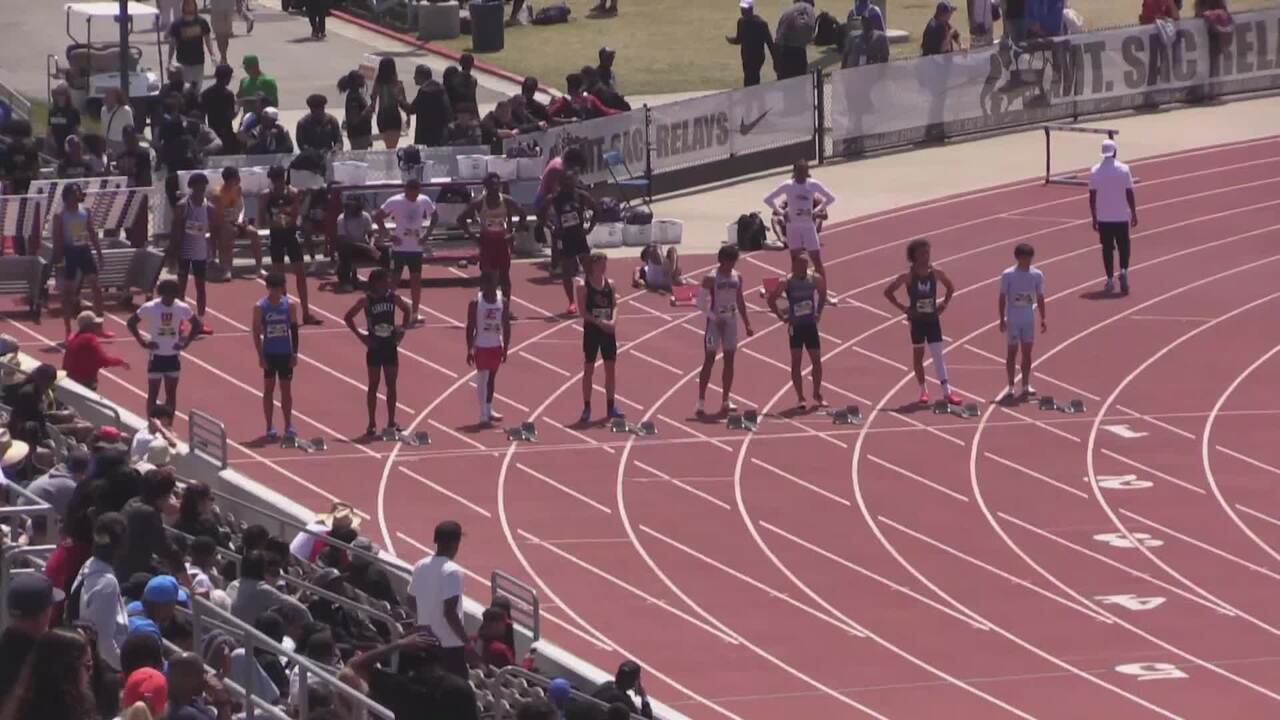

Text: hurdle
xmin=1042 ymin=124 xmax=1130 ymax=187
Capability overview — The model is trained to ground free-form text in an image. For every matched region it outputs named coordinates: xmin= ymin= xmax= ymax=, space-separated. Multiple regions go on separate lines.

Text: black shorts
xmin=263 ymin=353 xmax=295 ymax=380
xmin=583 ymin=326 xmax=617 ymax=363
xmin=392 ymin=251 xmax=424 ymax=275
xmin=559 ymin=233 xmax=590 ymax=259
xmin=909 ymin=316 xmax=943 ymax=346
xmin=269 ymin=228 xmax=304 ymax=265
xmin=178 ymin=258 xmax=208 ymax=280
xmin=147 ymin=353 xmax=181 ymax=378
xmin=1097 ymin=221 xmax=1131 ymax=248
xmin=788 ymin=323 xmax=820 ymax=350
xmin=366 ymin=341 xmax=399 ymax=368
xmin=63 ymin=245 xmax=97 ymax=281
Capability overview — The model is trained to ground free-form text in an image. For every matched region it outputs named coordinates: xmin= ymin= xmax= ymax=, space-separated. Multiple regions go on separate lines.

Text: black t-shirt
xmin=0 ymin=628 xmax=37 ymax=700
xmin=47 ymin=105 xmax=81 ymax=149
xmin=199 ymin=85 xmax=237 ymax=137
xmin=367 ymin=668 xmax=478 ymax=720
xmin=552 ymin=191 xmax=588 ymax=244
xmin=295 ymin=113 xmax=342 ymax=152
xmin=921 ymin=17 xmax=948 ymax=55
xmin=2 ymin=137 xmax=40 ymax=193
xmin=344 ymin=90 xmax=372 ymax=139
xmin=169 ymin=17 xmax=211 ymax=67
xmin=115 ymin=147 xmax=154 ymax=188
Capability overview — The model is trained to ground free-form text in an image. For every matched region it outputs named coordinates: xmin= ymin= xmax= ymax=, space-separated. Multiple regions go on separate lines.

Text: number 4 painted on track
xmin=1115 ymin=662 xmax=1189 ymax=680
xmin=1093 ymin=532 xmax=1164 ymax=548
xmin=1093 ymin=474 xmax=1155 ymax=489
xmin=1095 ymin=594 xmax=1167 ymax=611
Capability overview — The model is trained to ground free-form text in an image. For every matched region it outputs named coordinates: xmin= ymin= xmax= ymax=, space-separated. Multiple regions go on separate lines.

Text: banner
xmin=829 ymin=9 xmax=1280 ymax=154
xmin=506 ymin=110 xmax=647 ymax=185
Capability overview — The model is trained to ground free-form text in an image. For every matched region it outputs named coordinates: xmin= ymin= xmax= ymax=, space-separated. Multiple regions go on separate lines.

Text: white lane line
xmin=750 ymin=458 xmax=852 ymax=506
xmin=1217 ymin=446 xmax=1280 ymax=477
xmin=996 ymin=405 xmax=1082 ymax=444
xmin=656 ymin=414 xmax=735 ymax=453
xmin=865 ymin=455 xmax=969 ymax=503
xmin=516 ymin=528 xmax=741 ymax=645
xmin=1128 ymin=315 xmax=1219 ymax=322
xmin=638 ymin=525 xmax=867 ymax=638
xmin=1115 ymin=404 xmax=1197 ymax=440
xmin=427 ymin=419 xmax=490 ymax=451
xmin=515 ymin=463 xmax=613 ymax=514
xmin=632 ymin=349 xmax=684 ymax=375
xmin=847 ymin=299 xmax=895 ymax=319
xmin=878 ymin=516 xmax=1112 ymax=623
xmin=518 ymin=351 xmax=574 ymax=377
xmin=849 ymin=345 xmax=908 ymax=371
xmin=757 ymin=521 xmax=988 ymax=630
xmin=983 ymin=452 xmax=1089 ymax=500
xmin=1119 ymin=509 xmax=1280 ymax=582
xmin=1098 ymin=448 xmax=1206 ymax=494
xmin=466 ymin=381 xmax=531 ymax=413
xmin=632 ymin=461 xmax=733 ymax=511
xmin=523 ymin=537 xmax=632 ymax=545
xmin=1237 ymin=505 xmax=1280 ymax=529
xmin=399 ymin=467 xmax=492 ymax=518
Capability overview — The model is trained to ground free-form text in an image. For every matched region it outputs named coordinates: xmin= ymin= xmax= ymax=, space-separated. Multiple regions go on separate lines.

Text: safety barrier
xmin=491 ymin=569 xmax=541 ymax=642
xmin=189 ymin=408 xmax=229 ymax=469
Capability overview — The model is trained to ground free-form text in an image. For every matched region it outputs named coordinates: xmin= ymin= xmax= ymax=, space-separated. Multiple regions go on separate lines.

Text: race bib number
xmin=157 ymin=312 xmax=177 ymax=337
xmin=484 ymin=217 xmax=507 ymax=232
xmin=592 ymin=308 xmax=613 ymax=323
xmin=397 ymin=225 xmax=420 ymax=241
xmin=373 ymin=323 xmax=394 ymax=339
xmin=792 ymin=300 xmax=814 ymax=318
xmin=185 ymin=219 xmax=206 ymax=236
xmin=1012 ymin=292 xmax=1034 ymax=306
xmin=915 ymin=298 xmax=936 ymax=313
xmin=265 ymin=323 xmax=288 ymax=338
xmin=560 ymin=211 xmax=580 ymax=228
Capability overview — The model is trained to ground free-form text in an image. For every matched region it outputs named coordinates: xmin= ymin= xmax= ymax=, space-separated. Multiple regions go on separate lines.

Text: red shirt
xmin=62 ymin=331 xmax=126 ymax=387
xmin=45 ymin=539 xmax=91 ymax=627
xmin=473 ymin=636 xmax=515 ymax=669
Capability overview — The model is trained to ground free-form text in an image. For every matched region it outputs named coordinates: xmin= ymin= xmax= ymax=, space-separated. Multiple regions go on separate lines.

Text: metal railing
xmin=189 ymin=409 xmax=228 ymax=469
xmin=492 ymin=569 xmax=540 ymax=642
xmin=1 ymin=480 xmax=58 ymax=546
xmin=0 ymin=545 xmax=58 ymax=626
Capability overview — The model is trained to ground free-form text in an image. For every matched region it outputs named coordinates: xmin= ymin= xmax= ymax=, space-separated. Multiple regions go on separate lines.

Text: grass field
xmin=436 ymin=0 xmax=1275 ymax=95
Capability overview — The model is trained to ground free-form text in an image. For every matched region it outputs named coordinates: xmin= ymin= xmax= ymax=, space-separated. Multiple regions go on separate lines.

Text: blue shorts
xmin=63 ymin=245 xmax=97 ymax=281
xmin=1006 ymin=314 xmax=1036 ymax=345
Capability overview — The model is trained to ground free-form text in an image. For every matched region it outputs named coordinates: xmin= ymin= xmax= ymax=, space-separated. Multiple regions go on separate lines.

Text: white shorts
xmin=1006 ymin=314 xmax=1036 ymax=345
xmin=787 ymin=223 xmax=821 ymax=253
xmin=704 ymin=314 xmax=739 ymax=353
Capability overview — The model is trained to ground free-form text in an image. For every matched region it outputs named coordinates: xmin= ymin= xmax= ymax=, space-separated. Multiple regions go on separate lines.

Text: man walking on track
xmin=259 ymin=165 xmax=322 ymax=325
xmin=1088 ymin=138 xmax=1138 ymax=294
xmin=171 ymin=172 xmax=219 ymax=335
xmin=883 ymin=238 xmax=961 ymax=406
xmin=766 ymin=253 xmax=826 ymax=410
xmin=998 ymin=243 xmax=1047 ymax=401
xmin=577 ymin=252 xmax=624 ymax=423
xmin=764 ymin=160 xmax=836 ymax=294
xmin=697 ymin=245 xmax=754 ymax=417
xmin=466 ymin=272 xmax=511 ymax=426
xmin=458 ymin=172 xmax=524 ymax=314
xmin=344 ymin=268 xmax=412 ymax=437
xmin=128 ymin=279 xmax=203 ymax=413
xmin=252 ymin=272 xmax=300 ymax=441
xmin=374 ymin=178 xmax=438 ymax=326
xmin=540 ymin=170 xmax=597 ymax=316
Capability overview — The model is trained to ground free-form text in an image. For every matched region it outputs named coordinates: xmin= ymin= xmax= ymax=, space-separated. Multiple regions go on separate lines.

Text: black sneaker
xmin=1118 ymin=273 xmax=1129 ymax=294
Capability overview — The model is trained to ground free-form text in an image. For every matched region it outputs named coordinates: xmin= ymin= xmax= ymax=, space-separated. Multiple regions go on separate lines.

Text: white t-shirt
xmin=1000 ymin=265 xmax=1044 ymax=321
xmin=763 ymin=179 xmax=836 ymax=227
xmin=289 ymin=521 xmax=328 ymax=561
xmin=136 ymin=298 xmax=194 ymax=356
xmin=380 ymin=194 xmax=437 ymax=254
xmin=1088 ymin=158 xmax=1135 ymax=223
xmin=99 ymin=103 xmax=135 ymax=146
xmin=408 ymin=554 xmax=465 ymax=647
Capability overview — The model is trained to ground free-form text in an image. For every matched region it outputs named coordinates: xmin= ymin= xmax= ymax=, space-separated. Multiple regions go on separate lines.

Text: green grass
xmin=435 ymin=0 xmax=1275 ymax=95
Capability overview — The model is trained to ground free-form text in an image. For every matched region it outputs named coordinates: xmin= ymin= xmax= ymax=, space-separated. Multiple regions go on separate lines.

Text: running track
xmin=12 ymin=136 xmax=1280 ymax=718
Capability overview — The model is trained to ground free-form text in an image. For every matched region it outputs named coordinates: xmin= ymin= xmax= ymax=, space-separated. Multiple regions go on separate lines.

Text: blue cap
xmin=128 ymin=616 xmax=162 ymax=639
xmin=127 ymin=600 xmax=144 ymax=616
xmin=548 ymin=677 xmax=572 ymax=702
xmin=142 ymin=575 xmax=189 ymax=605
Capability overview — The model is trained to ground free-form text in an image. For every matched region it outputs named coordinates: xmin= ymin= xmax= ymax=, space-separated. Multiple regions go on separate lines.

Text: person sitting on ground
xmin=63 ymin=312 xmax=130 ymax=391
xmin=632 ymin=243 xmax=683 ymax=292
xmin=547 ymin=73 xmax=617 ymax=121
xmin=408 ymin=65 xmax=453 ymax=148
xmin=245 ymin=106 xmax=294 ymax=154
xmin=296 ymin=93 xmax=343 ymax=152
xmin=592 ymin=660 xmax=653 ymax=719
xmin=922 ymin=1 xmax=965 ymax=55
xmin=581 ymin=65 xmax=630 ymax=113
xmin=333 ymin=195 xmax=383 ymax=292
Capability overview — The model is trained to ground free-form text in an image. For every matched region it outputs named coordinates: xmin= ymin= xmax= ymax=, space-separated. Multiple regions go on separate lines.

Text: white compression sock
xmin=927 ymin=342 xmax=950 ymax=390
xmin=476 ymin=370 xmax=490 ymax=409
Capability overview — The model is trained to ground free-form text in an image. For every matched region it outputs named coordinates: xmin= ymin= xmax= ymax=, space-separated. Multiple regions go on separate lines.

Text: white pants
xmin=787 ymin=222 xmax=821 ymax=253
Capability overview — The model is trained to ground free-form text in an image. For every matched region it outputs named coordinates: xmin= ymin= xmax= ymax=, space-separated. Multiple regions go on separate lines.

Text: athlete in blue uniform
xmin=766 ymin=253 xmax=827 ymax=409
xmin=252 ymin=272 xmax=301 ymax=440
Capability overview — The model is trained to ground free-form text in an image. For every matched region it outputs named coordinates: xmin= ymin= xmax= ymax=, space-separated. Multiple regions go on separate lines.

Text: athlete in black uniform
xmin=259 ymin=164 xmax=321 ymax=325
xmin=576 ymin=251 xmax=624 ymax=423
xmin=538 ymin=169 xmax=597 ymax=315
xmin=884 ymin=238 xmax=961 ymax=406
xmin=344 ymin=268 xmax=412 ymax=435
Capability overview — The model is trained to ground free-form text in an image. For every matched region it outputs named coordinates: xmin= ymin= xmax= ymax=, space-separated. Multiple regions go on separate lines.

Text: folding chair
xmin=603 ymin=150 xmax=651 ymax=210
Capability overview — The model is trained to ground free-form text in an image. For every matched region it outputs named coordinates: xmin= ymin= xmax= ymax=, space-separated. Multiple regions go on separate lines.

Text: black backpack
xmin=533 ymin=2 xmax=571 ymax=25
xmin=737 ymin=213 xmax=767 ymax=251
xmin=814 ymin=11 xmax=844 ymax=47
xmin=623 ymin=207 xmax=653 ymax=225
xmin=596 ymin=197 xmax=623 ymax=223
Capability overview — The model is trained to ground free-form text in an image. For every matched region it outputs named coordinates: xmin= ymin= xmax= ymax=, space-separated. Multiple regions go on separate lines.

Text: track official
xmin=1088 ymin=139 xmax=1139 ymax=295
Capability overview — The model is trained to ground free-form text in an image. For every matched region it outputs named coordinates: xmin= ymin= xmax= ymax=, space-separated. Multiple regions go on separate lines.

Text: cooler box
xmin=240 ymin=167 xmax=270 ymax=194
xmin=589 ymin=222 xmax=624 ymax=249
xmin=457 ymin=155 xmax=488 ymax=180
xmin=725 ymin=220 xmax=739 ymax=246
xmin=653 ymin=219 xmax=683 ymax=245
xmin=290 ymin=170 xmax=326 ymax=190
xmin=622 ymin=223 xmax=652 ymax=247
xmin=486 ymin=156 xmax=519 ymax=181
xmin=332 ymin=161 xmax=369 ymax=186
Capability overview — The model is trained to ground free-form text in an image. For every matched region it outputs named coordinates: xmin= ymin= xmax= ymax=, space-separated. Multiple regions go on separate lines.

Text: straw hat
xmin=0 ymin=428 xmax=31 ymax=467
xmin=316 ymin=502 xmax=361 ymax=530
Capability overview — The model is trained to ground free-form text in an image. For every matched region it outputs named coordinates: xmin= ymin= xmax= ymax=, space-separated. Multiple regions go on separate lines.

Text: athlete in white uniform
xmin=127 ymin=278 xmax=203 ymax=413
xmin=466 ymin=271 xmax=512 ymax=424
xmin=697 ymin=245 xmax=753 ymax=416
xmin=998 ymin=243 xmax=1047 ymax=400
xmin=764 ymin=159 xmax=836 ymax=283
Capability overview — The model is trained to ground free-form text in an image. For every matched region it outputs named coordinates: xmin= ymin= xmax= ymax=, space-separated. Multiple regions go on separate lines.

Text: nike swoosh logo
xmin=739 ymin=109 xmax=771 ymax=136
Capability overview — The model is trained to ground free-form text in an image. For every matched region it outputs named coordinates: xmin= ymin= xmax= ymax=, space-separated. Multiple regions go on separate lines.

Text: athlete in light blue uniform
xmin=998 ymin=243 xmax=1047 ymax=400
xmin=252 ymin=271 xmax=301 ymax=439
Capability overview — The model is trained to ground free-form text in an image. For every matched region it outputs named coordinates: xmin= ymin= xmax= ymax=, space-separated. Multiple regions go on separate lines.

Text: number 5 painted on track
xmin=1093 ymin=532 xmax=1163 ymax=548
xmin=1093 ymin=474 xmax=1154 ymax=489
xmin=1115 ymin=662 xmax=1188 ymax=680
xmin=1095 ymin=594 xmax=1167 ymax=611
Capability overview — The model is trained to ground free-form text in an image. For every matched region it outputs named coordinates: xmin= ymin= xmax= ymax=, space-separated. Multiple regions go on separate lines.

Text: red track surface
xmin=11 ymin=137 xmax=1280 ymax=718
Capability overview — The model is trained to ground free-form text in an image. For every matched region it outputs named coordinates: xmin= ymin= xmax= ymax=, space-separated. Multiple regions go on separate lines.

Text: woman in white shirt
xmin=99 ymin=88 xmax=135 ymax=156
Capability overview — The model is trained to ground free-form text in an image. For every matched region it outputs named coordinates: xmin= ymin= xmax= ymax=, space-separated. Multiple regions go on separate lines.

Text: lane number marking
xmin=1115 ymin=662 xmax=1188 ymax=680
xmin=1094 ymin=594 xmax=1167 ymax=611
xmin=1093 ymin=532 xmax=1164 ymax=548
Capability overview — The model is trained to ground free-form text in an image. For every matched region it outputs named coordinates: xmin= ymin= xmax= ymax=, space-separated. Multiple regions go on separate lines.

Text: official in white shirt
xmin=764 ymin=159 xmax=836 ymax=289
xmin=1088 ymin=138 xmax=1138 ymax=294
xmin=408 ymin=520 xmax=475 ymax=679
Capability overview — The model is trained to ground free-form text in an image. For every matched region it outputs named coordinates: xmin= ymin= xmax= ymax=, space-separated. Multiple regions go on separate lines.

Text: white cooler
xmin=332 ymin=161 xmax=369 ymax=186
xmin=622 ymin=223 xmax=653 ymax=247
xmin=457 ymin=155 xmax=488 ymax=180
xmin=517 ymin=156 xmax=545 ymax=179
xmin=290 ymin=170 xmax=326 ymax=190
xmin=725 ymin=220 xmax=740 ymax=246
xmin=589 ymin=222 xmax=624 ymax=249
xmin=486 ymin=156 xmax=519 ymax=181
xmin=653 ymin=219 xmax=683 ymax=245
xmin=240 ymin=167 xmax=269 ymax=194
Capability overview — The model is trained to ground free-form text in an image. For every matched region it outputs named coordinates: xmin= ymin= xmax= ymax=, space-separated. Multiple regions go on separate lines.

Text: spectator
xmin=408 ymin=520 xmax=473 ymax=679
xmin=25 ymin=447 xmax=92 ymax=539
xmin=480 ymin=100 xmax=535 ymax=150
xmin=0 ymin=574 xmax=64 ymax=698
xmin=508 ymin=95 xmax=548 ymax=136
xmin=245 ymin=107 xmax=294 ymax=154
xmin=922 ymin=1 xmax=964 ymax=55
xmin=139 ymin=575 xmax=187 ymax=638
xmin=548 ymin=74 xmax=618 ymax=121
xmin=117 ymin=467 xmax=179 ymax=579
xmin=57 ymin=135 xmax=91 ymax=179
xmin=72 ymin=512 xmax=129 ymax=670
xmin=200 ymin=65 xmax=239 ymax=154
xmin=83 ymin=134 xmax=109 ymax=175
xmin=596 ymin=46 xmax=619 ymax=90
xmin=237 ymin=54 xmax=279 ymax=111
xmin=121 ymin=667 xmax=168 ymax=717
xmin=129 ymin=405 xmax=179 ymax=466
xmin=1 ymin=119 xmax=40 ymax=204
xmin=289 ymin=501 xmax=358 ymax=563
xmin=445 ymin=113 xmax=483 ymax=147
xmin=100 ymin=87 xmax=135 ymax=155
xmin=0 ymin=426 xmax=30 ymax=484
xmin=0 ymin=629 xmax=97 ymax=720
xmin=774 ymin=0 xmax=816 ymax=80
xmin=343 ymin=536 xmax=398 ymax=607
xmin=1139 ymin=0 xmax=1179 ymax=23
xmin=7 ymin=363 xmax=58 ymax=449
xmin=296 ymin=93 xmax=343 ymax=152
xmin=1003 ymin=0 xmax=1028 ymax=41
xmin=515 ymin=699 xmax=557 ymax=720
xmin=186 ymin=535 xmax=224 ymax=596
xmin=168 ymin=0 xmax=215 ymax=91
xmin=848 ymin=0 xmax=886 ymax=32
xmin=120 ymin=629 xmax=165 ymax=678
xmin=63 ymin=312 xmax=130 ymax=390
xmin=349 ymin=633 xmax=478 ymax=720
xmin=587 ymin=0 xmax=618 ymax=17
xmin=288 ymin=629 xmax=342 ymax=707
xmin=450 ymin=54 xmax=480 ymax=117
xmin=968 ymin=0 xmax=996 ymax=46
xmin=371 ymin=58 xmax=411 ymax=150
xmin=73 ymin=621 xmax=122 ymax=719
xmin=227 ymin=611 xmax=288 ymax=703
xmin=582 ymin=66 xmax=630 ymax=112
xmin=306 ymin=0 xmax=330 ymax=40
xmin=546 ymin=678 xmax=573 ymax=717
xmin=114 ymin=126 xmax=154 ymax=248
xmin=842 ymin=13 xmax=890 ymax=67
xmin=331 ymin=196 xmax=379 ymax=293
xmin=475 ymin=606 xmax=515 ymax=668
xmin=726 ymin=0 xmax=776 ymax=87
xmin=174 ymin=482 xmax=223 ymax=543
xmin=591 ymin=661 xmax=652 ymax=720
xmin=230 ymin=550 xmax=311 ymax=624
xmin=408 ymin=65 xmax=453 ymax=147
xmin=337 ymin=70 xmax=374 ymax=151
xmin=606 ymin=703 xmax=632 ymax=720
xmin=47 ymin=84 xmax=81 ymax=157
xmin=1195 ymin=0 xmax=1233 ymax=78
xmin=45 ymin=505 xmax=94 ymax=621
xmin=518 ymin=76 xmax=551 ymax=123
xmin=163 ymin=652 xmax=233 ymax=720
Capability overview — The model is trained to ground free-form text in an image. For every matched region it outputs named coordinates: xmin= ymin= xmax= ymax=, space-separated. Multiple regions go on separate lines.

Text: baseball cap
xmin=936 ymin=0 xmax=956 ymax=11
xmin=142 ymin=575 xmax=190 ymax=605
xmin=128 ymin=615 xmax=163 ymax=639
xmin=548 ymin=677 xmax=572 ymax=702
xmin=122 ymin=667 xmax=168 ymax=716
xmin=76 ymin=310 xmax=104 ymax=331
xmin=5 ymin=573 xmax=64 ymax=619
xmin=242 ymin=54 xmax=260 ymax=68
xmin=1101 ymin=139 xmax=1118 ymax=157
xmin=262 ymin=107 xmax=280 ymax=121
xmin=433 ymin=520 xmax=463 ymax=544
xmin=739 ymin=0 xmax=754 ymax=8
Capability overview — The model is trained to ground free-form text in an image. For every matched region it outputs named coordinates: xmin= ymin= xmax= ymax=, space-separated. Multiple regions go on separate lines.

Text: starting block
xmin=1036 ymin=396 xmax=1085 ymax=414
xmin=669 ymin=285 xmax=698 ymax=307
xmin=1038 ymin=396 xmax=1057 ymax=411
xmin=728 ymin=410 xmax=760 ymax=431
xmin=1062 ymin=399 xmax=1087 ymax=414
xmin=506 ymin=421 xmax=538 ymax=442
xmin=831 ymin=405 xmax=862 ymax=425
xmin=280 ymin=435 xmax=328 ymax=453
xmin=958 ymin=402 xmax=981 ymax=419
xmin=635 ymin=420 xmax=657 ymax=436
xmin=932 ymin=400 xmax=950 ymax=415
xmin=610 ymin=418 xmax=629 ymax=433
xmin=399 ymin=430 xmax=431 ymax=446
xmin=934 ymin=400 xmax=981 ymax=419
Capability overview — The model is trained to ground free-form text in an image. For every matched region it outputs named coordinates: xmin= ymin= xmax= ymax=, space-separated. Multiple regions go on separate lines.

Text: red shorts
xmin=479 ymin=230 xmax=511 ymax=273
xmin=474 ymin=345 xmax=503 ymax=371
